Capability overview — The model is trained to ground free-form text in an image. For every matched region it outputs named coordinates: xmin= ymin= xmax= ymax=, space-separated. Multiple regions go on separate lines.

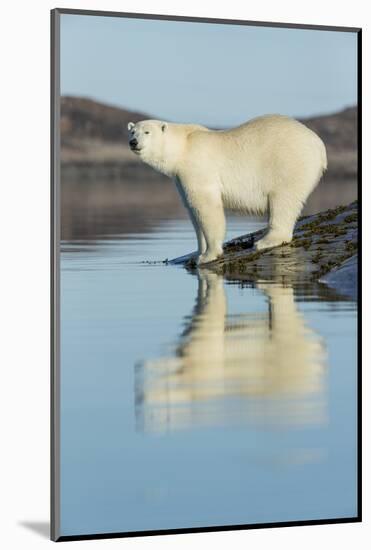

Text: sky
xmin=60 ymin=14 xmax=358 ymax=127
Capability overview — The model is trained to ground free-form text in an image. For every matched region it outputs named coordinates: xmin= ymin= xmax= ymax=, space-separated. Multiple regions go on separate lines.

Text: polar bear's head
xmin=127 ymin=119 xmax=180 ymax=176
xmin=127 ymin=120 xmax=167 ymax=154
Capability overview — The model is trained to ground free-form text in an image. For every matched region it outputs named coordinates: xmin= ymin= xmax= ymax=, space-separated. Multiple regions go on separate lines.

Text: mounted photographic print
xmin=51 ymin=8 xmax=361 ymax=541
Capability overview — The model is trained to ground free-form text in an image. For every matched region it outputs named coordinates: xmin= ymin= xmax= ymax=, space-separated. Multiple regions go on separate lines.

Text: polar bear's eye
xmin=144 ymin=131 xmax=150 ymax=135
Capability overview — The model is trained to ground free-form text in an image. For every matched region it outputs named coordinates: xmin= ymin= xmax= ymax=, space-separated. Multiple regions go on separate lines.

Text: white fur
xmin=137 ymin=274 xmax=326 ymax=432
xmin=128 ymin=115 xmax=327 ymax=264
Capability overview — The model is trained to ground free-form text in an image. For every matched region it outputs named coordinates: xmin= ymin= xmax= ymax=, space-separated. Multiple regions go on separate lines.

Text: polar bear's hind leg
xmin=256 ymin=192 xmax=304 ymax=250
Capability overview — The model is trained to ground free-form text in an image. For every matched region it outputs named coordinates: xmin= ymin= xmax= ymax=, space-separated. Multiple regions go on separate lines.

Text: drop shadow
xmin=19 ymin=521 xmax=49 ymax=539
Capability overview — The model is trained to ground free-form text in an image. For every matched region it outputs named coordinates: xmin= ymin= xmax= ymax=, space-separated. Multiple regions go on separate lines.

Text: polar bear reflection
xmin=135 ymin=273 xmax=326 ymax=433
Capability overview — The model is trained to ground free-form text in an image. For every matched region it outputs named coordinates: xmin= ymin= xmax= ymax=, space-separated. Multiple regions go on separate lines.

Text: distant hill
xmin=60 ymin=96 xmax=357 ymax=182
xmin=61 ymin=95 xmax=357 ymax=147
xmin=302 ymin=106 xmax=357 ymax=151
xmin=60 ymin=97 xmax=358 ymax=240
xmin=61 ymin=96 xmax=150 ymax=143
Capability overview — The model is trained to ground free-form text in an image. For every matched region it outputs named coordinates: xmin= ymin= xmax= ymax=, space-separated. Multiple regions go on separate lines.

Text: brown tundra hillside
xmin=60 ymin=96 xmax=357 ymax=182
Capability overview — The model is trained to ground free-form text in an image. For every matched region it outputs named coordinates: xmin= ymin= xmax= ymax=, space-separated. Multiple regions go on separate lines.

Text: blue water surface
xmin=60 ymin=216 xmax=357 ymax=536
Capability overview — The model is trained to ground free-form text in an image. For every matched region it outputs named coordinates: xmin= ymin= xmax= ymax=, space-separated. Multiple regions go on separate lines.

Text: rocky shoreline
xmin=170 ymin=201 xmax=358 ymax=299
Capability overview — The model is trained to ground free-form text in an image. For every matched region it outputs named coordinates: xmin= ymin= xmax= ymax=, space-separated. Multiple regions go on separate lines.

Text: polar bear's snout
xmin=127 ymin=121 xmax=141 ymax=152
xmin=129 ymin=139 xmax=141 ymax=154
xmin=129 ymin=138 xmax=139 ymax=150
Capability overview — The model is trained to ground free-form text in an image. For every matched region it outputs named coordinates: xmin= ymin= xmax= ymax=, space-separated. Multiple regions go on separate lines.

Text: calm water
xmin=60 ymin=215 xmax=357 ymax=536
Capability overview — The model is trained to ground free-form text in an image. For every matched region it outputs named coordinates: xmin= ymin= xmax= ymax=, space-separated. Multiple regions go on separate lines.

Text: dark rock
xmin=319 ymin=254 xmax=358 ymax=300
xmin=170 ymin=201 xmax=358 ymax=298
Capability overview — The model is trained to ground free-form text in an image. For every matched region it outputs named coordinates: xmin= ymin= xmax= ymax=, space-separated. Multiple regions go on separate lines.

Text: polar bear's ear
xmin=128 ymin=122 xmax=135 ymax=131
xmin=161 ymin=123 xmax=167 ymax=132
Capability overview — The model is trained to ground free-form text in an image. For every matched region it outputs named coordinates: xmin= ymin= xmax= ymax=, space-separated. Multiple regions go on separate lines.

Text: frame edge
xmin=51 ymin=7 xmax=61 ymax=543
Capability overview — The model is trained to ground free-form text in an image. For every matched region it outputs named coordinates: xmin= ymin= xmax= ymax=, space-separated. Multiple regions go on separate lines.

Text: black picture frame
xmin=51 ymin=7 xmax=362 ymax=542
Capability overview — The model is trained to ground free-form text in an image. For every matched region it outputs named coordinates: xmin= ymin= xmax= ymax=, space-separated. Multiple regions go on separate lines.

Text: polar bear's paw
xmin=255 ymin=232 xmax=292 ymax=251
xmin=197 ymin=250 xmax=223 ymax=265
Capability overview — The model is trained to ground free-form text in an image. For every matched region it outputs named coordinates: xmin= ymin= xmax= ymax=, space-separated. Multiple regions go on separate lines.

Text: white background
xmin=0 ymin=0 xmax=368 ymax=548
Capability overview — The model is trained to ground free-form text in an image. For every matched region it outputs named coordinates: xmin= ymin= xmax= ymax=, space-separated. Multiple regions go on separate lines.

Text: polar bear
xmin=127 ymin=115 xmax=327 ymax=264
xmin=136 ymin=273 xmax=326 ymax=432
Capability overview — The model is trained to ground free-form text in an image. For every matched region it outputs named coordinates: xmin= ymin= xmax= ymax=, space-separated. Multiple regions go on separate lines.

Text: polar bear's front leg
xmin=187 ymin=208 xmax=207 ymax=255
xmin=191 ymin=193 xmax=226 ymax=265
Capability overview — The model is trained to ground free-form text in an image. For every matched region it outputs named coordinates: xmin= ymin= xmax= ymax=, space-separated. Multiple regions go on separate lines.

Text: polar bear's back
xmin=203 ymin=114 xmax=325 ymax=160
xmin=185 ymin=114 xmax=327 ymax=213
xmin=189 ymin=114 xmax=325 ymax=158
xmin=226 ymin=114 xmax=326 ymax=174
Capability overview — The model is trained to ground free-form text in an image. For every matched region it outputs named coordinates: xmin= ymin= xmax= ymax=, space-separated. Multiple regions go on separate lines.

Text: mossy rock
xmin=170 ymin=201 xmax=358 ymax=290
